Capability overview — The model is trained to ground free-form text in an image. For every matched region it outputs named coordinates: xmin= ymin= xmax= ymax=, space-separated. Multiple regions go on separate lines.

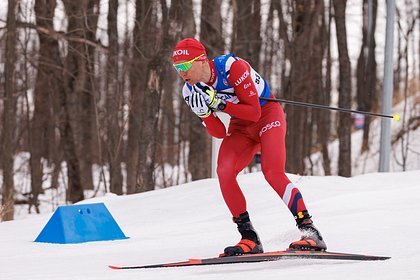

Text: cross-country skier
xmin=172 ymin=38 xmax=327 ymax=256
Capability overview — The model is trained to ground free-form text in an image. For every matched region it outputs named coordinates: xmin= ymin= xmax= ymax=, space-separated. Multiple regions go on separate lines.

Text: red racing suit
xmin=182 ymin=54 xmax=307 ymax=218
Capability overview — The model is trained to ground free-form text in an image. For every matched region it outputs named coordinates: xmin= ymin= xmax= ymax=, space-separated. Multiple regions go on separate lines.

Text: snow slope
xmin=1 ymin=171 xmax=420 ymax=280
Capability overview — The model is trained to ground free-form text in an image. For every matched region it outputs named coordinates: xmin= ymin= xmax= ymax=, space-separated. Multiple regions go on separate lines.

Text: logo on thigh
xmin=259 ymin=120 xmax=281 ymax=137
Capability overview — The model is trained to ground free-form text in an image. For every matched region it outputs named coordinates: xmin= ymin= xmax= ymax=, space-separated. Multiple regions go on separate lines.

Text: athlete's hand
xmin=188 ymin=90 xmax=212 ymax=118
xmin=193 ymin=82 xmax=223 ymax=110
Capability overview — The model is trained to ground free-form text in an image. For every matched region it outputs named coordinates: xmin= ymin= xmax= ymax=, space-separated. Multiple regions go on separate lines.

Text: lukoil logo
xmin=173 ymin=49 xmax=190 ymax=56
xmin=234 ymin=70 xmax=250 ymax=86
xmin=259 ymin=120 xmax=281 ymax=136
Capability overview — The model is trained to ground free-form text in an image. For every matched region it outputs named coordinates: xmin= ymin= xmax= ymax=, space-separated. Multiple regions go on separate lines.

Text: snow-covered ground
xmin=1 ymin=170 xmax=419 ymax=280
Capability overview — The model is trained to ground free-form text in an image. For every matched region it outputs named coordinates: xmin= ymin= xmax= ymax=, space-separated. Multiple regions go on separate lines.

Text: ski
xmin=108 ymin=250 xmax=390 ymax=269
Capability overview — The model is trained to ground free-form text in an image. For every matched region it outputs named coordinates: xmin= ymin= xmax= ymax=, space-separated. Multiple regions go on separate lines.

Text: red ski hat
xmin=173 ymin=38 xmax=207 ymax=63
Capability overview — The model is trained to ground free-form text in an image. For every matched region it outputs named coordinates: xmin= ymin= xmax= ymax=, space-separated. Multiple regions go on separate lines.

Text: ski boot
xmin=223 ymin=211 xmax=264 ymax=256
xmin=289 ymin=210 xmax=327 ymax=251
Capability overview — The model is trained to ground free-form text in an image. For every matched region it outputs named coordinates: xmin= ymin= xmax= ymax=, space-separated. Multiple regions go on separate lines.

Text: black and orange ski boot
xmin=223 ymin=211 xmax=264 ymax=256
xmin=289 ymin=210 xmax=327 ymax=251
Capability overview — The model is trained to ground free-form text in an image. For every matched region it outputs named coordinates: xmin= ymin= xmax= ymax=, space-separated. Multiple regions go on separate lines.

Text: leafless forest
xmin=0 ymin=0 xmax=419 ymax=221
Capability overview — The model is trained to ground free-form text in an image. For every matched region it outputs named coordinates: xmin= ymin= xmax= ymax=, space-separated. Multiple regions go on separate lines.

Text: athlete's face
xmin=176 ymin=60 xmax=205 ymax=86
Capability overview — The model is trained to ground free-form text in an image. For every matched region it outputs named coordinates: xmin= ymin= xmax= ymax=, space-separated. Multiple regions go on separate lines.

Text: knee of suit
xmin=216 ymin=162 xmax=239 ymax=180
xmin=262 ymin=168 xmax=290 ymax=186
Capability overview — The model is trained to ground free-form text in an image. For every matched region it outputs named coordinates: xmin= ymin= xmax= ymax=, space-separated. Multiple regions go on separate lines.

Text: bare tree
xmin=200 ymin=0 xmax=224 ymax=56
xmin=61 ymin=0 xmax=90 ymax=202
xmin=126 ymin=0 xmax=159 ymax=193
xmin=1 ymin=0 xmax=18 ymax=221
xmin=333 ymin=0 xmax=352 ymax=177
xmin=318 ymin=0 xmax=333 ymax=175
xmin=261 ymin=0 xmax=276 ymax=83
xmin=78 ymin=0 xmax=99 ymax=191
xmin=231 ymin=0 xmax=261 ymax=68
xmin=106 ymin=0 xmax=123 ymax=194
xmin=127 ymin=0 xmax=187 ymax=193
xmin=356 ymin=0 xmax=378 ymax=153
xmin=310 ymin=0 xmax=330 ymax=175
xmin=30 ymin=0 xmax=61 ymax=212
xmin=394 ymin=1 xmax=419 ymax=170
xmin=275 ymin=0 xmax=321 ymax=174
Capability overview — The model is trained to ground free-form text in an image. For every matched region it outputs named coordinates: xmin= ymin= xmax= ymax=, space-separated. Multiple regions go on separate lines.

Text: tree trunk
xmin=310 ymin=0 xmax=329 ymax=175
xmin=1 ymin=0 xmax=18 ymax=221
xmin=127 ymin=0 xmax=155 ymax=193
xmin=261 ymin=1 xmax=276 ymax=84
xmin=61 ymin=0 xmax=88 ymax=202
xmin=320 ymin=0 xmax=333 ymax=176
xmin=160 ymin=68 xmax=177 ymax=168
xmin=106 ymin=0 xmax=123 ymax=194
xmin=333 ymin=0 xmax=352 ymax=177
xmin=356 ymin=0 xmax=378 ymax=153
xmin=128 ymin=0 xmax=185 ymax=193
xmin=284 ymin=0 xmax=318 ymax=174
xmin=78 ymin=0 xmax=99 ymax=191
xmin=231 ymin=0 xmax=261 ymax=68
xmin=31 ymin=0 xmax=59 ymax=212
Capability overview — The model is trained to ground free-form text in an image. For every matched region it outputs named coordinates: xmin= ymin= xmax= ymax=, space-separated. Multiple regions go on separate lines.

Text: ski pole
xmin=259 ymin=97 xmax=400 ymax=121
